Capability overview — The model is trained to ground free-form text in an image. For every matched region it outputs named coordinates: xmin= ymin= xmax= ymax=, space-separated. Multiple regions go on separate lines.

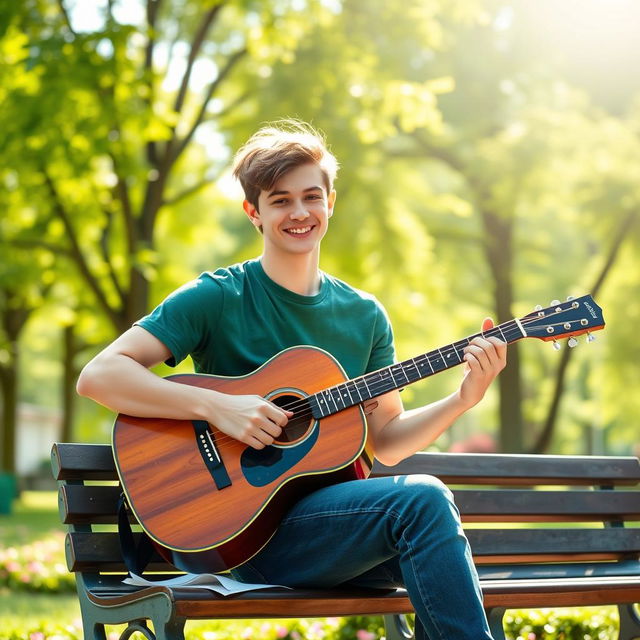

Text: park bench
xmin=51 ymin=442 xmax=640 ymax=640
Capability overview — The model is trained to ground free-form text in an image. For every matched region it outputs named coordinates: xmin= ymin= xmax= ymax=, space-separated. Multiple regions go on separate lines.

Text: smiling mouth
xmin=284 ymin=225 xmax=314 ymax=236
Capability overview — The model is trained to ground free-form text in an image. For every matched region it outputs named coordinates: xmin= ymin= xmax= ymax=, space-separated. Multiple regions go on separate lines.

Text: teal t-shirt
xmin=136 ymin=259 xmax=395 ymax=380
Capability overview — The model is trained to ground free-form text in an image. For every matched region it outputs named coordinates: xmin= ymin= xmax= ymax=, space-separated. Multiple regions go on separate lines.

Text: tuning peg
xmin=566 ymin=295 xmax=575 ymax=301
xmin=552 ymin=340 xmax=561 ymax=351
xmin=568 ymin=337 xmax=578 ymax=348
xmin=550 ymin=300 xmax=561 ymax=306
xmin=586 ymin=333 xmax=596 ymax=343
xmin=534 ymin=304 xmax=543 ymax=311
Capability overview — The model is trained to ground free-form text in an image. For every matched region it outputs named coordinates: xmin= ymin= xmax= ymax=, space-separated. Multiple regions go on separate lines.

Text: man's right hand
xmin=206 ymin=392 xmax=292 ymax=449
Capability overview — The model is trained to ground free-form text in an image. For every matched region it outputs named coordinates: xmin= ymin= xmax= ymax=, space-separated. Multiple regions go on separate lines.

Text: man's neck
xmin=260 ymin=252 xmax=322 ymax=296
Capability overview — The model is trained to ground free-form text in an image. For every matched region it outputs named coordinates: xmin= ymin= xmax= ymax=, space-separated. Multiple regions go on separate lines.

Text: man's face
xmin=244 ymin=163 xmax=336 ymax=258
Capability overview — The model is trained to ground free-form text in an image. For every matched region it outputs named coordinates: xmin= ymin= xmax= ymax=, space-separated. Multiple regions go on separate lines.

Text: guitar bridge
xmin=192 ymin=420 xmax=231 ymax=490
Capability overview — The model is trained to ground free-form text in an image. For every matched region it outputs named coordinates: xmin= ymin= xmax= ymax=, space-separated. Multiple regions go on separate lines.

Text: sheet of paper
xmin=123 ymin=572 xmax=291 ymax=596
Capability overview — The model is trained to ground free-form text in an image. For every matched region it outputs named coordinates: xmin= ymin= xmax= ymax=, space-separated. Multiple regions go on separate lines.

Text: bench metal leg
xmin=152 ymin=616 xmax=187 ymax=640
xmin=618 ymin=603 xmax=640 ymax=640
xmin=120 ymin=620 xmax=155 ymax=640
xmin=383 ymin=614 xmax=415 ymax=640
xmin=485 ymin=607 xmax=506 ymax=640
xmin=81 ymin=621 xmax=107 ymax=640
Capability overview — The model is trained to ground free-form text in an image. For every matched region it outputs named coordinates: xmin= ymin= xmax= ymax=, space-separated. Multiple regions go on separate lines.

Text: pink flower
xmin=29 ymin=633 xmax=45 ymax=640
xmin=275 ymin=625 xmax=289 ymax=638
xmin=527 ymin=634 xmax=537 ymax=640
xmin=356 ymin=631 xmax=376 ymax=640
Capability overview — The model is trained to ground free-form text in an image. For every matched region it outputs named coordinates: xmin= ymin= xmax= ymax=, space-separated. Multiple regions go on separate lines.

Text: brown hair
xmin=232 ymin=120 xmax=339 ymax=209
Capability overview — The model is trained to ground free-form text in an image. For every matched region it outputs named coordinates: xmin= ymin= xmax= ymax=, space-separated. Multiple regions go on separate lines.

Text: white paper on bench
xmin=123 ymin=572 xmax=291 ymax=596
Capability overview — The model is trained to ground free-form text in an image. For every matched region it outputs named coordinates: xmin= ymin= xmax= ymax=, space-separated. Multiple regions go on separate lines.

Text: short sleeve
xmin=365 ymin=300 xmax=396 ymax=373
xmin=135 ymin=275 xmax=223 ymax=367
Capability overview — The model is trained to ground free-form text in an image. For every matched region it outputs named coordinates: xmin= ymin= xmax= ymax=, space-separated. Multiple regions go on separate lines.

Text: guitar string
xmin=209 ymin=321 xmax=522 ymax=447
xmin=208 ymin=311 xmax=592 ymax=449
xmin=208 ymin=310 xmax=591 ymax=449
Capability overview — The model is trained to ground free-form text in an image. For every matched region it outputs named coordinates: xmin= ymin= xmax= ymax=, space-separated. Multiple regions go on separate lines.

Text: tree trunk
xmin=61 ymin=324 xmax=78 ymax=443
xmin=480 ymin=208 xmax=524 ymax=452
xmin=0 ymin=347 xmax=18 ymax=474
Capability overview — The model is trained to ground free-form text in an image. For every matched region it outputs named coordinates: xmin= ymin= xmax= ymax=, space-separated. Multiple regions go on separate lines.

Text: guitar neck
xmin=309 ymin=319 xmax=526 ymax=420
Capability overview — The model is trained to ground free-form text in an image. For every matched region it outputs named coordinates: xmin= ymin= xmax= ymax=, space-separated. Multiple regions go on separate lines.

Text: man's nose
xmin=290 ymin=200 xmax=310 ymax=219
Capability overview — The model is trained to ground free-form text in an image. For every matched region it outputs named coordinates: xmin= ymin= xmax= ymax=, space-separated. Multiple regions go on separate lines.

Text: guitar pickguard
xmin=240 ymin=420 xmax=320 ymax=487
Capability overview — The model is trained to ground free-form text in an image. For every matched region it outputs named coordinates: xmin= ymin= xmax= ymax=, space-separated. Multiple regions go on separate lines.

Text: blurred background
xmin=1 ymin=0 xmax=639 ymax=502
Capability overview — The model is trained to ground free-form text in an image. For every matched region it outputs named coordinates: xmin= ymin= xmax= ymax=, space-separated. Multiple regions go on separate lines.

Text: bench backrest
xmin=52 ymin=444 xmax=640 ymax=576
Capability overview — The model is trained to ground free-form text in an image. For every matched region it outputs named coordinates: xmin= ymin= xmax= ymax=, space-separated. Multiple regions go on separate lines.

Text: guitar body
xmin=112 ymin=346 xmax=373 ymax=573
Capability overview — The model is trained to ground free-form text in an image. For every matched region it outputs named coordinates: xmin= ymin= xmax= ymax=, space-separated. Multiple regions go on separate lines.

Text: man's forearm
xmin=76 ymin=353 xmax=212 ymax=421
xmin=372 ymin=392 xmax=470 ymax=466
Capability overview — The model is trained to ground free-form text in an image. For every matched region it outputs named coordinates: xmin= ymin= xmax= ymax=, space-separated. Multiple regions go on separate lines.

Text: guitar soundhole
xmin=270 ymin=394 xmax=313 ymax=445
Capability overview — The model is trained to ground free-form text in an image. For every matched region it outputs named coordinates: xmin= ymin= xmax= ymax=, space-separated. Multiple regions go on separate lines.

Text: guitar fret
xmin=348 ymin=379 xmax=363 ymax=402
xmin=324 ymin=388 xmax=338 ymax=413
xmin=331 ymin=386 xmax=346 ymax=409
xmin=342 ymin=382 xmax=356 ymax=405
xmin=416 ymin=353 xmax=434 ymax=374
xmin=378 ymin=368 xmax=394 ymax=394
xmin=429 ymin=350 xmax=446 ymax=372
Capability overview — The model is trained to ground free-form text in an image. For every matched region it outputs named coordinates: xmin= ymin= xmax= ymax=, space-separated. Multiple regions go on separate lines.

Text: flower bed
xmin=0 ymin=532 xmax=76 ymax=593
xmin=0 ymin=609 xmax=620 ymax=640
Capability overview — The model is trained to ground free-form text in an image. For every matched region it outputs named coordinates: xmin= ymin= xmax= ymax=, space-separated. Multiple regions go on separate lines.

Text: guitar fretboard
xmin=309 ymin=319 xmax=525 ymax=419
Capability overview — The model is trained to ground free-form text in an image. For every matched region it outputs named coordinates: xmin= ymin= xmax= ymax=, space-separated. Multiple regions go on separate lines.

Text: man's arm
xmin=76 ymin=326 xmax=290 ymax=449
xmin=366 ymin=319 xmax=507 ymax=467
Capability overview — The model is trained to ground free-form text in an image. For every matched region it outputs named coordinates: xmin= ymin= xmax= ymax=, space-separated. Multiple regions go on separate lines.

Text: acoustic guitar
xmin=113 ymin=295 xmax=605 ymax=573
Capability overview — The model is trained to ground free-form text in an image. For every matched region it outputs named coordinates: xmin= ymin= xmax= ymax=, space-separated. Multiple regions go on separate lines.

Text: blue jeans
xmin=230 ymin=475 xmax=493 ymax=640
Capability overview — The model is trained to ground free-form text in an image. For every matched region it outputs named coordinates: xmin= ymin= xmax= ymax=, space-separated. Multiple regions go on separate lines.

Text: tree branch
xmin=99 ymin=209 xmax=126 ymax=302
xmin=56 ymin=0 xmax=77 ymax=36
xmin=172 ymin=4 xmax=226 ymax=117
xmin=41 ymin=168 xmax=123 ymax=331
xmin=530 ymin=208 xmax=638 ymax=454
xmin=10 ymin=238 xmax=72 ymax=257
xmin=174 ymin=47 xmax=248 ymax=163
xmin=108 ymin=151 xmax=136 ymax=254
xmin=214 ymin=88 xmax=253 ymax=120
xmin=145 ymin=0 xmax=163 ymax=167
xmin=162 ymin=173 xmax=220 ymax=207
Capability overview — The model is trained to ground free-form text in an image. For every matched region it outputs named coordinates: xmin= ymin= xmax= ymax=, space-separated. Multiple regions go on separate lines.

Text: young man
xmin=77 ymin=121 xmax=506 ymax=639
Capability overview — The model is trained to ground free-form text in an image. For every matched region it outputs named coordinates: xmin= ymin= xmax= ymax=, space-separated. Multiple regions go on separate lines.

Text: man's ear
xmin=327 ymin=189 xmax=336 ymax=218
xmin=243 ymin=200 xmax=261 ymax=228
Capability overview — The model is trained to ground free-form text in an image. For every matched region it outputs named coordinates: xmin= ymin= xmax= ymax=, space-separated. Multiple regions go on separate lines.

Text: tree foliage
xmin=1 ymin=0 xmax=640 ymax=470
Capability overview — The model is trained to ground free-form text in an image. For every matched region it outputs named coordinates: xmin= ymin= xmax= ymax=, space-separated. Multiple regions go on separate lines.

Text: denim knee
xmin=389 ymin=474 xmax=460 ymax=526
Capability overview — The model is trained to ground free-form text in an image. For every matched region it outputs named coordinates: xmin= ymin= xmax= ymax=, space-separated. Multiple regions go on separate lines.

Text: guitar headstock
xmin=519 ymin=295 xmax=605 ymax=347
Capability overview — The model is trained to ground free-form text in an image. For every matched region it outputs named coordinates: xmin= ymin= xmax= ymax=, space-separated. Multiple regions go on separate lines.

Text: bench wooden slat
xmin=65 ymin=528 xmax=640 ymax=573
xmin=52 ymin=443 xmax=117 ymax=481
xmin=455 ymin=489 xmax=640 ymax=521
xmin=80 ymin=577 xmax=640 ymax=618
xmin=372 ymin=452 xmax=640 ymax=485
xmin=53 ymin=443 xmax=640 ymax=485
xmin=59 ymin=484 xmax=640 ymax=525
xmin=59 ymin=485 xmax=123 ymax=525
xmin=173 ymin=576 xmax=640 ymax=616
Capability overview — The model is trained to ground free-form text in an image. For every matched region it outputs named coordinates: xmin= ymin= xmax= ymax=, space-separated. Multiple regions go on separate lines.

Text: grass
xmin=0 ymin=491 xmax=61 ymax=546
